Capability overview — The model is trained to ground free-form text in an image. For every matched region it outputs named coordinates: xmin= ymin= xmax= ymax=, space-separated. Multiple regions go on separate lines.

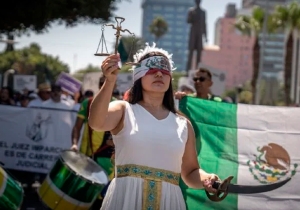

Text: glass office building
xmin=141 ymin=0 xmax=194 ymax=71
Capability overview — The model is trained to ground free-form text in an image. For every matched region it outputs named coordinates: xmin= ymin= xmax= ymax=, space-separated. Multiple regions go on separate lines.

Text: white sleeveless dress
xmin=100 ymin=101 xmax=188 ymax=210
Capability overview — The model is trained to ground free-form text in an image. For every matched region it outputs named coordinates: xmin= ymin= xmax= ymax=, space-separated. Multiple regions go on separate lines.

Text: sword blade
xmin=227 ymin=178 xmax=291 ymax=194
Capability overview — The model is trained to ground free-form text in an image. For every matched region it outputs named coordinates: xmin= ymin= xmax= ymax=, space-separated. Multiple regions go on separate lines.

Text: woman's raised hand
xmin=101 ymin=54 xmax=120 ymax=82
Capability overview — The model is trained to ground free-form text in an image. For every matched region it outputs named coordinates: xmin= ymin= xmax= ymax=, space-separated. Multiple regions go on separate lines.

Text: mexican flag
xmin=179 ymin=96 xmax=300 ymax=210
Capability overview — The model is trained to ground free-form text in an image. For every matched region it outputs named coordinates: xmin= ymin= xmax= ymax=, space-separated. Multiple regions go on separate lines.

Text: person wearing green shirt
xmin=71 ymin=75 xmax=116 ymax=209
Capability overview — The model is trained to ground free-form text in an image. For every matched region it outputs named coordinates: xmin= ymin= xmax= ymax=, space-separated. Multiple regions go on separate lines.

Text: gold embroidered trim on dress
xmin=116 ymin=164 xmax=180 ymax=210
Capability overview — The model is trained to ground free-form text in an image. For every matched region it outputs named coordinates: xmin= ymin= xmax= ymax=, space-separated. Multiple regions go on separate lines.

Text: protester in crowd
xmin=175 ymin=68 xmax=225 ymax=102
xmin=14 ymin=91 xmax=22 ymax=106
xmin=0 ymin=87 xmax=15 ymax=105
xmin=28 ymin=92 xmax=39 ymax=100
xmin=19 ymin=95 xmax=30 ymax=107
xmin=112 ymin=89 xmax=122 ymax=100
xmin=71 ymin=90 xmax=94 ymax=111
xmin=71 ymin=76 xmax=117 ymax=209
xmin=27 ymin=83 xmax=51 ymax=107
xmin=180 ymin=84 xmax=195 ymax=95
xmin=71 ymin=91 xmax=84 ymax=111
xmin=88 ymin=44 xmax=219 ymax=210
xmin=22 ymin=88 xmax=30 ymax=96
xmin=84 ymin=90 xmax=94 ymax=99
xmin=61 ymin=89 xmax=76 ymax=106
xmin=41 ymin=84 xmax=72 ymax=110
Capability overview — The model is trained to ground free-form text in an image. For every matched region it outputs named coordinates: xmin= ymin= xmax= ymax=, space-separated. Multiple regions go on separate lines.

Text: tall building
xmin=225 ymin=3 xmax=237 ymax=17
xmin=202 ymin=4 xmax=255 ymax=89
xmin=240 ymin=0 xmax=288 ymax=81
xmin=141 ymin=0 xmax=194 ymax=71
xmin=214 ymin=3 xmax=237 ymax=46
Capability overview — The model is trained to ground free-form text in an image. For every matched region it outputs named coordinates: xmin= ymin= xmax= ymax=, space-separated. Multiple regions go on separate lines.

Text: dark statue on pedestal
xmin=186 ymin=0 xmax=207 ymax=71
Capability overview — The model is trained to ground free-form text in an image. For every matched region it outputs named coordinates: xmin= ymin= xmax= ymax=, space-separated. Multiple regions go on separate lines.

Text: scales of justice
xmin=94 ymin=16 xmax=136 ymax=58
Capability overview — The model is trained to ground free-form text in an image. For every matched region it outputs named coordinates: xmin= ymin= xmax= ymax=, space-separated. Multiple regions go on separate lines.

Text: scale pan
xmin=94 ymin=53 xmax=110 ymax=56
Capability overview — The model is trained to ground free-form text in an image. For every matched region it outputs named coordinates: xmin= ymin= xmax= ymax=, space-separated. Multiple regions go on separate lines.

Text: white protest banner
xmin=0 ymin=106 xmax=77 ymax=173
xmin=13 ymin=75 xmax=37 ymax=92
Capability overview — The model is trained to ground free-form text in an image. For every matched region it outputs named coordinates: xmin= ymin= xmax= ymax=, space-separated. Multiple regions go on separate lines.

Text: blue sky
xmin=0 ymin=0 xmax=241 ymax=73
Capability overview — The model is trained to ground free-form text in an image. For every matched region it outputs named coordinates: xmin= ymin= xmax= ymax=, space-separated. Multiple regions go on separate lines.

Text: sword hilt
xmin=205 ymin=175 xmax=234 ymax=202
xmin=212 ymin=181 xmax=221 ymax=189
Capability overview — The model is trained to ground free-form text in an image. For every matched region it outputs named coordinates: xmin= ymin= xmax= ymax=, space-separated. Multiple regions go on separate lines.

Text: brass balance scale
xmin=94 ymin=16 xmax=136 ymax=61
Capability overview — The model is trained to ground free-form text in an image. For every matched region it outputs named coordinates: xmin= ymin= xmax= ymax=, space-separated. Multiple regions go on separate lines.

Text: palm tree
xmin=149 ymin=16 xmax=168 ymax=44
xmin=272 ymin=1 xmax=300 ymax=106
xmin=234 ymin=6 xmax=270 ymax=104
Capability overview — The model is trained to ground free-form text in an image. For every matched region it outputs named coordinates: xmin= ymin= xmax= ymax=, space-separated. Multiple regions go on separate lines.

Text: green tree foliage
xmin=0 ymin=0 xmax=126 ymax=38
xmin=222 ymin=89 xmax=237 ymax=102
xmin=222 ymin=80 xmax=285 ymax=105
xmin=239 ymin=91 xmax=253 ymax=104
xmin=172 ymin=72 xmax=185 ymax=91
xmin=0 ymin=43 xmax=69 ymax=85
xmin=149 ymin=16 xmax=168 ymax=43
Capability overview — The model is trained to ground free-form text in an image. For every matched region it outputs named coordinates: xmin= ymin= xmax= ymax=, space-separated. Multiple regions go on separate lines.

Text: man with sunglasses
xmin=175 ymin=68 xmax=224 ymax=102
xmin=42 ymin=84 xmax=73 ymax=110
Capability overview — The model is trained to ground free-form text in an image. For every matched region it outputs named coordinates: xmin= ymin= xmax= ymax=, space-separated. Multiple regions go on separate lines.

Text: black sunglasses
xmin=193 ymin=77 xmax=207 ymax=82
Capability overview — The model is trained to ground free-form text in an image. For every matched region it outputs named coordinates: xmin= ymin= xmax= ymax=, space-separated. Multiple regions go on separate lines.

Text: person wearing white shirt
xmin=42 ymin=84 xmax=72 ymax=110
xmin=27 ymin=83 xmax=51 ymax=108
xmin=61 ymin=90 xmax=75 ymax=106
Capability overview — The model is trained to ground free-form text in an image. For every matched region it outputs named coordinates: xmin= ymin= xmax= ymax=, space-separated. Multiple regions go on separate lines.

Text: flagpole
xmin=255 ymin=0 xmax=270 ymax=105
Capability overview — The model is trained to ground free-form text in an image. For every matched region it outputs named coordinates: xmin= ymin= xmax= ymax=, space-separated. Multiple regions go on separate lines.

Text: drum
xmin=38 ymin=150 xmax=109 ymax=210
xmin=0 ymin=167 xmax=24 ymax=210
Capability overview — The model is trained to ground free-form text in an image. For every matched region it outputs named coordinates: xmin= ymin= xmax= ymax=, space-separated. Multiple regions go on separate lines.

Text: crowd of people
xmin=0 ymin=82 xmax=123 ymax=111
xmin=0 ymin=66 xmax=229 ymax=113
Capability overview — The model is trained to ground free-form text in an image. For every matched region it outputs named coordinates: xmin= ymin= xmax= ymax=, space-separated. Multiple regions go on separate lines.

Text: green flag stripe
xmin=179 ymin=96 xmax=239 ymax=210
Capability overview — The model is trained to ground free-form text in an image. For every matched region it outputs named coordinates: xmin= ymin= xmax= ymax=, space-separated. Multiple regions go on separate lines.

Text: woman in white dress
xmin=89 ymin=43 xmax=219 ymax=210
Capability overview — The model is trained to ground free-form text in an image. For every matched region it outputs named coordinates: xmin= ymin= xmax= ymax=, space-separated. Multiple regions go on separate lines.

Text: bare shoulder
xmin=178 ymin=115 xmax=193 ymax=130
xmin=109 ymin=100 xmax=127 ymax=111
xmin=186 ymin=119 xmax=195 ymax=133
